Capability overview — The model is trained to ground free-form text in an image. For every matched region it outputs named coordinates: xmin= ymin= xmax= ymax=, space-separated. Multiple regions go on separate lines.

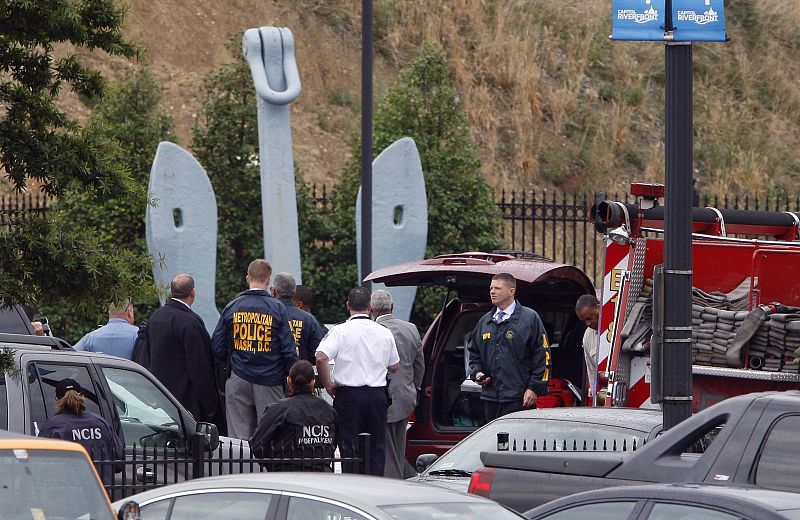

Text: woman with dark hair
xmin=250 ymin=360 xmax=338 ymax=471
xmin=38 ymin=379 xmax=124 ymax=485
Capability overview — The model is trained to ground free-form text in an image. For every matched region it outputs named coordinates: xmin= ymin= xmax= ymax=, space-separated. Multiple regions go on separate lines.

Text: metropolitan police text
xmin=233 ymin=312 xmax=274 ymax=352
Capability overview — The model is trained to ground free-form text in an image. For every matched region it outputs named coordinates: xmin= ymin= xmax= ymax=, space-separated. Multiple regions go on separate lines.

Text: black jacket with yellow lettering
xmin=278 ymin=297 xmax=326 ymax=363
xmin=212 ymin=289 xmax=298 ymax=386
xmin=467 ymin=301 xmax=550 ymax=402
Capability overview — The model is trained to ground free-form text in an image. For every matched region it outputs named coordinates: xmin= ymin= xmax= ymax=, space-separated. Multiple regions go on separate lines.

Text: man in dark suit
xmin=371 ymin=290 xmax=425 ymax=478
xmin=140 ymin=273 xmax=219 ymax=423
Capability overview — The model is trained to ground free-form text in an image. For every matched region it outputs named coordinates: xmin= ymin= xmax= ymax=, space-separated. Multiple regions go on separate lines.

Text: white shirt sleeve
xmin=317 ymin=325 xmax=340 ymax=360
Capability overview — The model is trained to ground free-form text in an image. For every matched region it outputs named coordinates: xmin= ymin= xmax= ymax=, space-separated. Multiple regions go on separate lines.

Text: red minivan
xmin=365 ymin=251 xmax=596 ymax=465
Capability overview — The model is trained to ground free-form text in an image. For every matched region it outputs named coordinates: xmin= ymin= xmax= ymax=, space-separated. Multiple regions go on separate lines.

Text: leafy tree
xmin=0 ymin=0 xmax=151 ymax=316
xmin=303 ymin=43 xmax=502 ymax=325
xmin=40 ymin=68 xmax=173 ymax=342
xmin=191 ymin=56 xmax=263 ymax=309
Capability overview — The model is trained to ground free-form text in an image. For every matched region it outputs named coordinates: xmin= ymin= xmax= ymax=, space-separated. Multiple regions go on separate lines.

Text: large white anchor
xmin=243 ymin=26 xmax=303 ymax=283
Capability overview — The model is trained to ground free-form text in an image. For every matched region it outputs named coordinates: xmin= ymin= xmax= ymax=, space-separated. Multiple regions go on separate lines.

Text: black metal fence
xmin=504 ymin=435 xmax=646 ymax=453
xmin=96 ymin=433 xmax=371 ymax=501
xmin=9 ymin=187 xmax=800 ymax=288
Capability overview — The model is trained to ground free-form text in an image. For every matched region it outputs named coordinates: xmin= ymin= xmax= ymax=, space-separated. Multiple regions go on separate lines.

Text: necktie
xmin=495 ymin=311 xmax=505 ymax=324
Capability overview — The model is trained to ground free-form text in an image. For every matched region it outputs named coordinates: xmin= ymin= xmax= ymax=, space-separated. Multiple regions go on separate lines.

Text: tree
xmin=303 ymin=43 xmax=502 ymax=325
xmin=191 ymin=55 xmax=264 ymax=309
xmin=40 ymin=68 xmax=173 ymax=341
xmin=0 ymin=0 xmax=151 ymax=313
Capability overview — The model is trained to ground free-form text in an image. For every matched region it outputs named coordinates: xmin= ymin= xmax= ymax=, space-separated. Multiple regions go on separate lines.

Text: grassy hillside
xmin=51 ymin=0 xmax=800 ymax=196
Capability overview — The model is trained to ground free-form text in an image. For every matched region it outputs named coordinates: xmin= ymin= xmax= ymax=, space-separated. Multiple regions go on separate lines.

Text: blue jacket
xmin=38 ymin=411 xmax=123 ymax=484
xmin=212 ymin=289 xmax=298 ymax=386
xmin=468 ymin=301 xmax=551 ymax=402
xmin=278 ymin=297 xmax=326 ymax=363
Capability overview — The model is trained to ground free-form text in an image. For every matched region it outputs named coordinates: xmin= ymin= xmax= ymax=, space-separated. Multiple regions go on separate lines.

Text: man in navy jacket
xmin=212 ymin=259 xmax=298 ymax=439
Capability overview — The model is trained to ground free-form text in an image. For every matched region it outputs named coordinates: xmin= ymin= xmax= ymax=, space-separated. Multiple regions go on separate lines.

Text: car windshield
xmin=426 ymin=417 xmax=649 ymax=475
xmin=382 ymin=502 xmax=522 ymax=519
xmin=0 ymin=449 xmax=113 ymax=520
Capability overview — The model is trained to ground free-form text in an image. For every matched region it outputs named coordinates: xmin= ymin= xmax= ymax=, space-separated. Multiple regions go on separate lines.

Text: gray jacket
xmin=377 ymin=314 xmax=425 ymax=423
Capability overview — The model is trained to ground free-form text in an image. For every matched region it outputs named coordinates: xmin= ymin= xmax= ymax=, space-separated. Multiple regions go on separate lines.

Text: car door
xmin=276 ymin=493 xmax=377 ymax=520
xmin=19 ymin=352 xmax=110 ymax=436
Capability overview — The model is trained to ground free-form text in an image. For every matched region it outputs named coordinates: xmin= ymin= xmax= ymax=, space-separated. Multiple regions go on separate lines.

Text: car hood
xmin=364 ymin=253 xmax=593 ymax=293
xmin=407 ymin=474 xmax=470 ymax=494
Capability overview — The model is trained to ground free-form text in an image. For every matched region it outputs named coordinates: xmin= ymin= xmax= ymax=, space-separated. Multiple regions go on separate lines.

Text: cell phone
xmin=37 ymin=317 xmax=49 ymax=326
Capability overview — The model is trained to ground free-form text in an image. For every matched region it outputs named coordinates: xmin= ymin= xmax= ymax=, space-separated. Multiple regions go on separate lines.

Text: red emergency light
xmin=630 ymin=183 xmax=665 ymax=199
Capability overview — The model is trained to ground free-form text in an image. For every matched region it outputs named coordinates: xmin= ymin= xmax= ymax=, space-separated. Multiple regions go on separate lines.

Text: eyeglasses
xmin=123 ymin=297 xmax=133 ymax=312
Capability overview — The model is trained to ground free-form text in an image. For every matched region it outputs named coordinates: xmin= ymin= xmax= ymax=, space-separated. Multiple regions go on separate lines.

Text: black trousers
xmin=334 ymin=386 xmax=388 ymax=476
xmin=483 ymin=399 xmax=528 ymax=424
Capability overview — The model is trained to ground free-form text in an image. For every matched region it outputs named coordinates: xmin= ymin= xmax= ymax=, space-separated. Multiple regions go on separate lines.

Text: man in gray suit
xmin=371 ymin=290 xmax=425 ymax=478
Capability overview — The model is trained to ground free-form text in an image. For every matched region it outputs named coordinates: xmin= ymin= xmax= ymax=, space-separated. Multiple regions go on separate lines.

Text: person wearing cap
xmin=73 ymin=298 xmax=138 ymax=359
xmin=38 ymin=378 xmax=124 ymax=485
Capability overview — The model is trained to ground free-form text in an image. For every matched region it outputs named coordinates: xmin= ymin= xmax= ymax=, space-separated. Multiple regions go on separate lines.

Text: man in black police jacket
xmin=468 ymin=272 xmax=550 ymax=424
xmin=271 ymin=272 xmax=325 ymax=363
xmin=141 ymin=273 xmax=219 ymax=423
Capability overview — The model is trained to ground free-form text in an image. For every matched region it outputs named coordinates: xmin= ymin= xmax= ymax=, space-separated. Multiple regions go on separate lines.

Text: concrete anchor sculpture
xmin=357 ymin=138 xmax=428 ymax=322
xmin=146 ymin=142 xmax=220 ymax=336
xmin=243 ymin=26 xmax=303 ymax=283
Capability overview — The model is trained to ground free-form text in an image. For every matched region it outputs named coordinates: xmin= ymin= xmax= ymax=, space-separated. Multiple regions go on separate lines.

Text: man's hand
xmin=475 ymin=372 xmax=492 ymax=387
xmin=523 ymin=389 xmax=538 ymax=408
xmin=31 ymin=321 xmax=44 ymax=336
xmin=325 ymin=383 xmax=337 ymax=398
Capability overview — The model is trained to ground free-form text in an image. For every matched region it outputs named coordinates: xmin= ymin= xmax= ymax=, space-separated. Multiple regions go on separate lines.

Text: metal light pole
xmin=662 ymin=1 xmax=694 ymax=430
xmin=360 ymin=0 xmax=373 ymax=289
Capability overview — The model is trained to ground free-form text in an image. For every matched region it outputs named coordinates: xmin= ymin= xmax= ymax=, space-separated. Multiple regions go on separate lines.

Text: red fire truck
xmin=591 ymin=183 xmax=800 ymax=410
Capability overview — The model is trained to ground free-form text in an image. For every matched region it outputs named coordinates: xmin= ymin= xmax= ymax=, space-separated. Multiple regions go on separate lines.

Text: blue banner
xmin=672 ymin=0 xmax=727 ymax=42
xmin=611 ymin=0 xmax=666 ymax=41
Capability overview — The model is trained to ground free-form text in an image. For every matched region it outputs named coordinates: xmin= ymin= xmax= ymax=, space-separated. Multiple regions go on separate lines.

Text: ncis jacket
xmin=249 ymin=393 xmax=338 ymax=472
xmin=468 ymin=301 xmax=550 ymax=403
xmin=38 ymin=411 xmax=124 ymax=484
xmin=212 ymin=289 xmax=298 ymax=387
xmin=278 ymin=297 xmax=326 ymax=363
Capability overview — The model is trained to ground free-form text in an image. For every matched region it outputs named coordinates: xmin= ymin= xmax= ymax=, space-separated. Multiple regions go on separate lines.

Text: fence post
xmin=357 ymin=433 xmax=371 ymax=475
xmin=191 ymin=433 xmax=206 ymax=480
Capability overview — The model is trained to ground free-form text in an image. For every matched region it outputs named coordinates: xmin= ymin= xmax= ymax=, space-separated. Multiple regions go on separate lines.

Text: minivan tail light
xmin=468 ymin=467 xmax=495 ymax=498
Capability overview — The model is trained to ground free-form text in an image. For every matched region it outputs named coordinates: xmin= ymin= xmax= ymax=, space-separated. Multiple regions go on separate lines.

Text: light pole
xmin=360 ymin=0 xmax=373 ymax=290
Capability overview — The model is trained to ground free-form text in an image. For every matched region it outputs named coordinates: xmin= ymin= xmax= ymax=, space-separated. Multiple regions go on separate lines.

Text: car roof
xmin=0 ymin=429 xmax=90 ymax=453
xmin=526 ymin=483 xmax=800 ymax=518
xmin=498 ymin=406 xmax=662 ymax=432
xmin=116 ymin=473 xmax=492 ymax=509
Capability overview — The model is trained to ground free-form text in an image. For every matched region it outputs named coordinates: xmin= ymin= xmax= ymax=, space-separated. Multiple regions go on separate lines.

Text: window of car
xmin=0 ymin=449 xmax=114 ymax=520
xmin=754 ymin=414 xmax=800 ymax=492
xmin=537 ymin=501 xmax=638 ymax=520
xmin=140 ymin=498 xmax=172 ymax=520
xmin=168 ymin=492 xmax=273 ymax=520
xmin=26 ymin=363 xmax=102 ymax=435
xmin=645 ymin=503 xmax=738 ymax=520
xmin=286 ymin=496 xmax=370 ymax=520
xmin=381 ymin=502 xmax=523 ymax=520
xmin=101 ymin=367 xmax=185 ymax=448
xmin=425 ymin=417 xmax=650 ymax=475
xmin=1 ymin=373 xmax=7 ymax=429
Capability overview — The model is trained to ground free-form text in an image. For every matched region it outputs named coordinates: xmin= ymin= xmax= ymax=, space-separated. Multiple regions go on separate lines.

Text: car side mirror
xmin=117 ymin=500 xmax=141 ymax=520
xmin=416 ymin=453 xmax=438 ymax=473
xmin=196 ymin=422 xmax=220 ymax=451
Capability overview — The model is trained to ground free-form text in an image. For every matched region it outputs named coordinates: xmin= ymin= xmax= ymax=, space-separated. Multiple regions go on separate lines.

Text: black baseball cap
xmin=55 ymin=378 xmax=83 ymax=399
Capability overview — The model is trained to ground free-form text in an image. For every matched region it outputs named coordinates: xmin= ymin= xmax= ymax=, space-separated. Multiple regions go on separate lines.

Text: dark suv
xmin=0 ymin=333 xmax=241 ymax=459
xmin=365 ymin=251 xmax=595 ymax=465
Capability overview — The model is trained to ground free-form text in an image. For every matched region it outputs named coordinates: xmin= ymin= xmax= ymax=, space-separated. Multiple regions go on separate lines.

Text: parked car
xmin=0 ymin=334 xmax=246 ymax=499
xmin=523 ymin=483 xmax=800 ymax=520
xmin=365 ymin=251 xmax=595 ymax=464
xmin=112 ymin=472 xmax=525 ymax=520
xmin=411 ymin=407 xmax=662 ymax=493
xmin=0 ymin=429 xmax=131 ymax=520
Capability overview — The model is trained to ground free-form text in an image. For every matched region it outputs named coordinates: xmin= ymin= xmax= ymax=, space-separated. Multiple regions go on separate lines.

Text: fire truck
xmin=591 ymin=183 xmax=800 ymax=410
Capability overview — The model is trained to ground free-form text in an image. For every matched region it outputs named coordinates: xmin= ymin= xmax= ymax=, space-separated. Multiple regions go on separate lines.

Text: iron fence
xmin=0 ymin=192 xmax=49 ymax=226
xmin=96 ymin=433 xmax=371 ymax=501
xmin=504 ymin=435 xmax=645 ymax=453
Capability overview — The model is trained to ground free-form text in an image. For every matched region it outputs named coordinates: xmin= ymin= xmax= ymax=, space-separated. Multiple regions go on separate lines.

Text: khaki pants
xmin=225 ymin=372 xmax=284 ymax=440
